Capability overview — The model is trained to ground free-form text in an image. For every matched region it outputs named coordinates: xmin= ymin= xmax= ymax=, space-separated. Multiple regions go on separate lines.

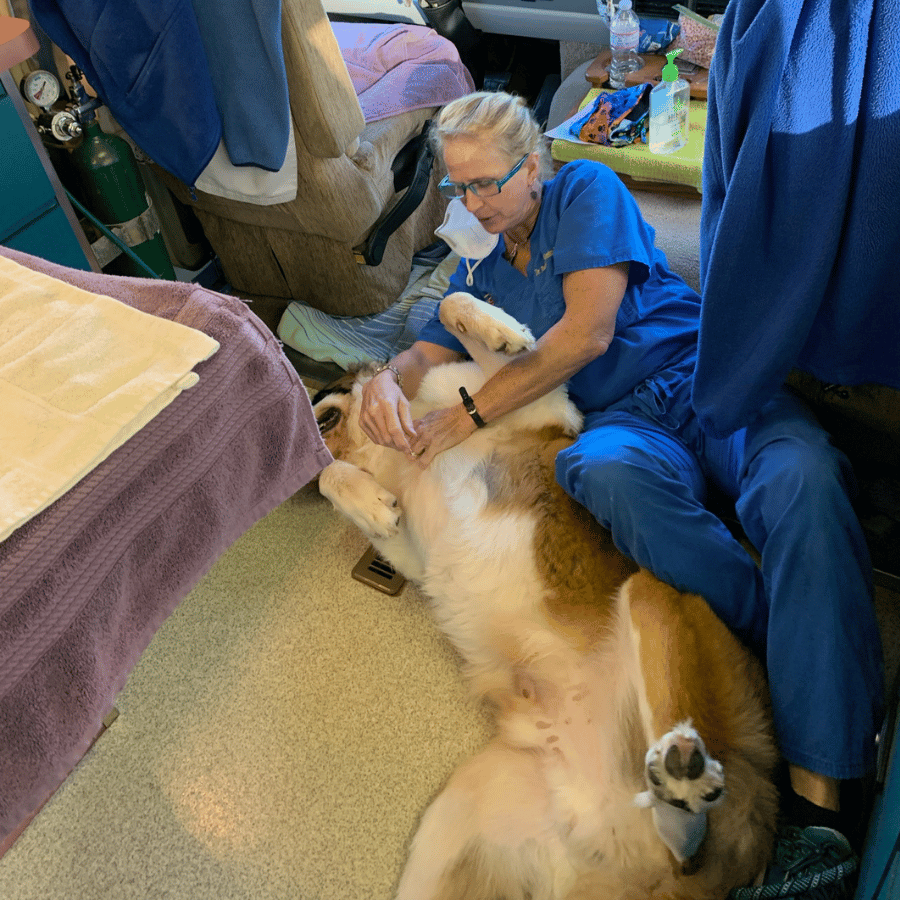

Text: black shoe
xmin=729 ymin=825 xmax=858 ymax=900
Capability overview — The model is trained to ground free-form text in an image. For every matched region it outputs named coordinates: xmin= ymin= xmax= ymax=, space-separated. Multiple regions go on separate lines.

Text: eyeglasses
xmin=438 ymin=154 xmax=529 ymax=200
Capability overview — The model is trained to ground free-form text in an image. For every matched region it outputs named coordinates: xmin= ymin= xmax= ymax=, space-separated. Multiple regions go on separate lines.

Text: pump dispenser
xmin=649 ymin=49 xmax=690 ymax=154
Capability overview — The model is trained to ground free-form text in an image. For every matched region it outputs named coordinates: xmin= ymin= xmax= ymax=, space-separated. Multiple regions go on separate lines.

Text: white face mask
xmin=435 ymin=198 xmax=499 ymax=286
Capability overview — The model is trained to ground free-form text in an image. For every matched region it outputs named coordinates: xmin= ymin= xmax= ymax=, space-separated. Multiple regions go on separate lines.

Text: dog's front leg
xmin=439 ymin=292 xmax=535 ymax=380
xmin=319 ymin=460 xmax=401 ymax=540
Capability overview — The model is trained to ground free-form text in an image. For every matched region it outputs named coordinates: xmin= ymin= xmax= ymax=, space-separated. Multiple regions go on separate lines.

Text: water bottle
xmin=608 ymin=0 xmax=641 ymax=90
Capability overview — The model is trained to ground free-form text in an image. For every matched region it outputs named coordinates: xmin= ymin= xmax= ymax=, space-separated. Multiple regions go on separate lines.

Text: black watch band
xmin=459 ymin=386 xmax=486 ymax=428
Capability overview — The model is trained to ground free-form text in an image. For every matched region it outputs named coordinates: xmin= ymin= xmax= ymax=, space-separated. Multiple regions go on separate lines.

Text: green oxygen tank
xmin=68 ymin=119 xmax=176 ymax=279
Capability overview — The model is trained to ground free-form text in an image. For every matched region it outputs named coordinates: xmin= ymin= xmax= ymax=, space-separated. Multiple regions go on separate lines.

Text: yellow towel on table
xmin=550 ymin=88 xmax=707 ymax=193
xmin=0 ymin=257 xmax=219 ymax=543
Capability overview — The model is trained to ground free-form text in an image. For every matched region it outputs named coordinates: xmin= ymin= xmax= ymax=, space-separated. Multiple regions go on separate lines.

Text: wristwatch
xmin=459 ymin=386 xmax=486 ymax=428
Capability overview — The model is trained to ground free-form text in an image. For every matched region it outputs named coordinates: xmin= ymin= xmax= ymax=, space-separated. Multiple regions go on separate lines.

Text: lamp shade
xmin=0 ymin=16 xmax=40 ymax=72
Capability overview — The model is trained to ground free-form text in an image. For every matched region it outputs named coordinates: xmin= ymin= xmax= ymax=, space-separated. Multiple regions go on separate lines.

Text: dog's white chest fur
xmin=422 ymin=501 xmax=543 ymax=664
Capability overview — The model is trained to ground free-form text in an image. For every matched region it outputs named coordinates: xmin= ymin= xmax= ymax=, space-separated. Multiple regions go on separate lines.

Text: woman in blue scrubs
xmin=358 ymin=91 xmax=883 ymax=838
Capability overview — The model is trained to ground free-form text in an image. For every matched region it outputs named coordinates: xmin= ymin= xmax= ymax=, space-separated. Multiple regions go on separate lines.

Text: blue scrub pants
xmin=555 ymin=376 xmax=884 ymax=780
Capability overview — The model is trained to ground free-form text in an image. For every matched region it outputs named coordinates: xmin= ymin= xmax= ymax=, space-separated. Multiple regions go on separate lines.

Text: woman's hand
xmin=359 ymin=370 xmax=418 ymax=456
xmin=409 ymin=404 xmax=477 ymax=467
xmin=357 ymin=342 xmax=466 ymax=458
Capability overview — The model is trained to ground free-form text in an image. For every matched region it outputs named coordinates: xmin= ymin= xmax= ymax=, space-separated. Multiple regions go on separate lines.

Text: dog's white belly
xmin=411 ymin=502 xmax=672 ymax=888
xmin=536 ymin=677 xmax=672 ymax=888
xmin=512 ymin=641 xmax=671 ymax=884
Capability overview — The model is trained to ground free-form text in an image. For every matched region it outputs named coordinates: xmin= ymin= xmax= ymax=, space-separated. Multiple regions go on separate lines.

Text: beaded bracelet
xmin=372 ymin=362 xmax=403 ymax=392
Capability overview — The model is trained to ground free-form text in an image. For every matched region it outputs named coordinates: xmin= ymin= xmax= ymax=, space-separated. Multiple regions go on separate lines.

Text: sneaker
xmin=729 ymin=825 xmax=858 ymax=900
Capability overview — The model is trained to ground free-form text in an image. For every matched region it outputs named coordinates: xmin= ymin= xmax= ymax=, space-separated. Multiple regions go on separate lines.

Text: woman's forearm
xmin=469 ymin=322 xmax=604 ymax=425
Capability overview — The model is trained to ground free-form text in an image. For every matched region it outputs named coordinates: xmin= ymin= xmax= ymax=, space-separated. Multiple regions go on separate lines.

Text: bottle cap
xmin=662 ymin=48 xmax=682 ymax=82
xmin=619 ymin=0 xmax=632 ymax=9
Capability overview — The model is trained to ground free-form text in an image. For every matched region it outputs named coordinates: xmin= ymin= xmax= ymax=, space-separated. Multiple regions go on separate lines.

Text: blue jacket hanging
xmin=694 ymin=0 xmax=900 ymax=438
xmin=30 ymin=0 xmax=223 ymax=187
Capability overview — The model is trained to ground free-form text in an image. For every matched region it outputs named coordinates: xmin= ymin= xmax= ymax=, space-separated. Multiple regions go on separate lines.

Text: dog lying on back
xmin=314 ymin=292 xmax=779 ymax=900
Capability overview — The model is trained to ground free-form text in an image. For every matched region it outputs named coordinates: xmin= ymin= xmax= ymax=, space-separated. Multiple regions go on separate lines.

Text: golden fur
xmin=313 ymin=293 xmax=779 ymax=899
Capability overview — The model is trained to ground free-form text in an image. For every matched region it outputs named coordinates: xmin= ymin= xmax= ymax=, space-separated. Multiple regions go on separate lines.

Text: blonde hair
xmin=430 ymin=91 xmax=553 ymax=180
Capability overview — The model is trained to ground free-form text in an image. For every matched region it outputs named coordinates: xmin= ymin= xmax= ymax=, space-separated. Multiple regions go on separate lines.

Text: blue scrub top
xmin=418 ymin=160 xmax=701 ymax=413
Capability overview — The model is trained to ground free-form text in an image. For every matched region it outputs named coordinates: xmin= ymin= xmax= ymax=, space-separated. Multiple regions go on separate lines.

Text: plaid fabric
xmin=570 ymin=83 xmax=653 ymax=147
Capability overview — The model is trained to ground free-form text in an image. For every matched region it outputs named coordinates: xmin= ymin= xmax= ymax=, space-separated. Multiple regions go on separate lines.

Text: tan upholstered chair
xmin=159 ymin=0 xmax=457 ymax=329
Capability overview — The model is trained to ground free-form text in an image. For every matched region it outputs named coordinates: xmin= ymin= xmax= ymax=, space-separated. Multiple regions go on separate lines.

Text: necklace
xmin=503 ymin=195 xmax=541 ymax=264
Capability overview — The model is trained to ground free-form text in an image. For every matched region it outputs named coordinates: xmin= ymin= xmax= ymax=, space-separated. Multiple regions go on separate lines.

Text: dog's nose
xmin=664 ymin=743 xmax=706 ymax=780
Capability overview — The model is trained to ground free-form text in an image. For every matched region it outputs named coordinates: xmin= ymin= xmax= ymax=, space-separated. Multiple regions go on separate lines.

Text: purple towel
xmin=0 ymin=248 xmax=332 ymax=845
xmin=334 ymin=22 xmax=474 ymax=123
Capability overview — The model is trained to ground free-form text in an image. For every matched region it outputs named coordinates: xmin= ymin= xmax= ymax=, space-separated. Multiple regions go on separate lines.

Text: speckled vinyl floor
xmin=0 ymin=482 xmax=897 ymax=900
xmin=0 ymin=486 xmax=491 ymax=900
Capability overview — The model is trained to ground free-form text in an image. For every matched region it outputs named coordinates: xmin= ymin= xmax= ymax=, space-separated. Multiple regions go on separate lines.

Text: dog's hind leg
xmin=622 ymin=570 xmax=778 ymax=885
xmin=634 ymin=723 xmax=725 ymax=867
xmin=395 ymin=740 xmax=573 ymax=900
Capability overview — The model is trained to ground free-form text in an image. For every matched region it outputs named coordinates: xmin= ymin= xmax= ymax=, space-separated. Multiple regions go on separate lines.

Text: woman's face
xmin=441 ymin=135 xmax=540 ymax=235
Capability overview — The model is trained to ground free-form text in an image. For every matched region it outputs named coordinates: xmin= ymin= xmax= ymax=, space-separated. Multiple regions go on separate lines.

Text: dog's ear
xmin=310 ymin=369 xmax=357 ymax=406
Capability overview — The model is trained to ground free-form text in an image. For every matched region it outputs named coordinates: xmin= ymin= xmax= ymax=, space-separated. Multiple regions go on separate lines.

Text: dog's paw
xmin=440 ymin=292 xmax=534 ymax=355
xmin=319 ymin=461 xmax=401 ymax=539
xmin=643 ymin=722 xmax=725 ymax=814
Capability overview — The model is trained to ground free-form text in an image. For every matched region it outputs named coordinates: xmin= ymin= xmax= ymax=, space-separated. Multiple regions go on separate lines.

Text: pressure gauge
xmin=21 ymin=69 xmax=62 ymax=110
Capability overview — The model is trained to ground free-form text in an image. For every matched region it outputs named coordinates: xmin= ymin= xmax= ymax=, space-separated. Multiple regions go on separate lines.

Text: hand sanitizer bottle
xmin=649 ymin=49 xmax=690 ymax=154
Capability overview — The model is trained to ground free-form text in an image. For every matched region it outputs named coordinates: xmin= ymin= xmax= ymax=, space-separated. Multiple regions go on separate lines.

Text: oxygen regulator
xmin=19 ymin=64 xmax=99 ymax=145
xmin=17 ymin=64 xmax=175 ymax=280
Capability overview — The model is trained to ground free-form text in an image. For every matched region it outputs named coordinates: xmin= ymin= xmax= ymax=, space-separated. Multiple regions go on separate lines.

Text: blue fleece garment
xmin=695 ymin=0 xmax=900 ymax=438
xmin=419 ymin=158 xmax=884 ymax=778
xmin=190 ymin=0 xmax=290 ymax=171
xmin=30 ymin=0 xmax=222 ymax=187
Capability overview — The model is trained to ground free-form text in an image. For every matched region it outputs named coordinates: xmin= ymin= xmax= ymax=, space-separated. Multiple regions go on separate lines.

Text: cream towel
xmin=0 ymin=257 xmax=219 ymax=543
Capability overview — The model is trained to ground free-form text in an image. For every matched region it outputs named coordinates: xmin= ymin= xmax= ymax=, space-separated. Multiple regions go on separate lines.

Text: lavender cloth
xmin=333 ymin=22 xmax=474 ymax=123
xmin=0 ymin=248 xmax=332 ymax=846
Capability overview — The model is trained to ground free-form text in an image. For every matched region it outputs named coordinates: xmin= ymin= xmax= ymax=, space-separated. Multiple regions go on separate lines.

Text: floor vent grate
xmin=351 ymin=545 xmax=407 ymax=595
